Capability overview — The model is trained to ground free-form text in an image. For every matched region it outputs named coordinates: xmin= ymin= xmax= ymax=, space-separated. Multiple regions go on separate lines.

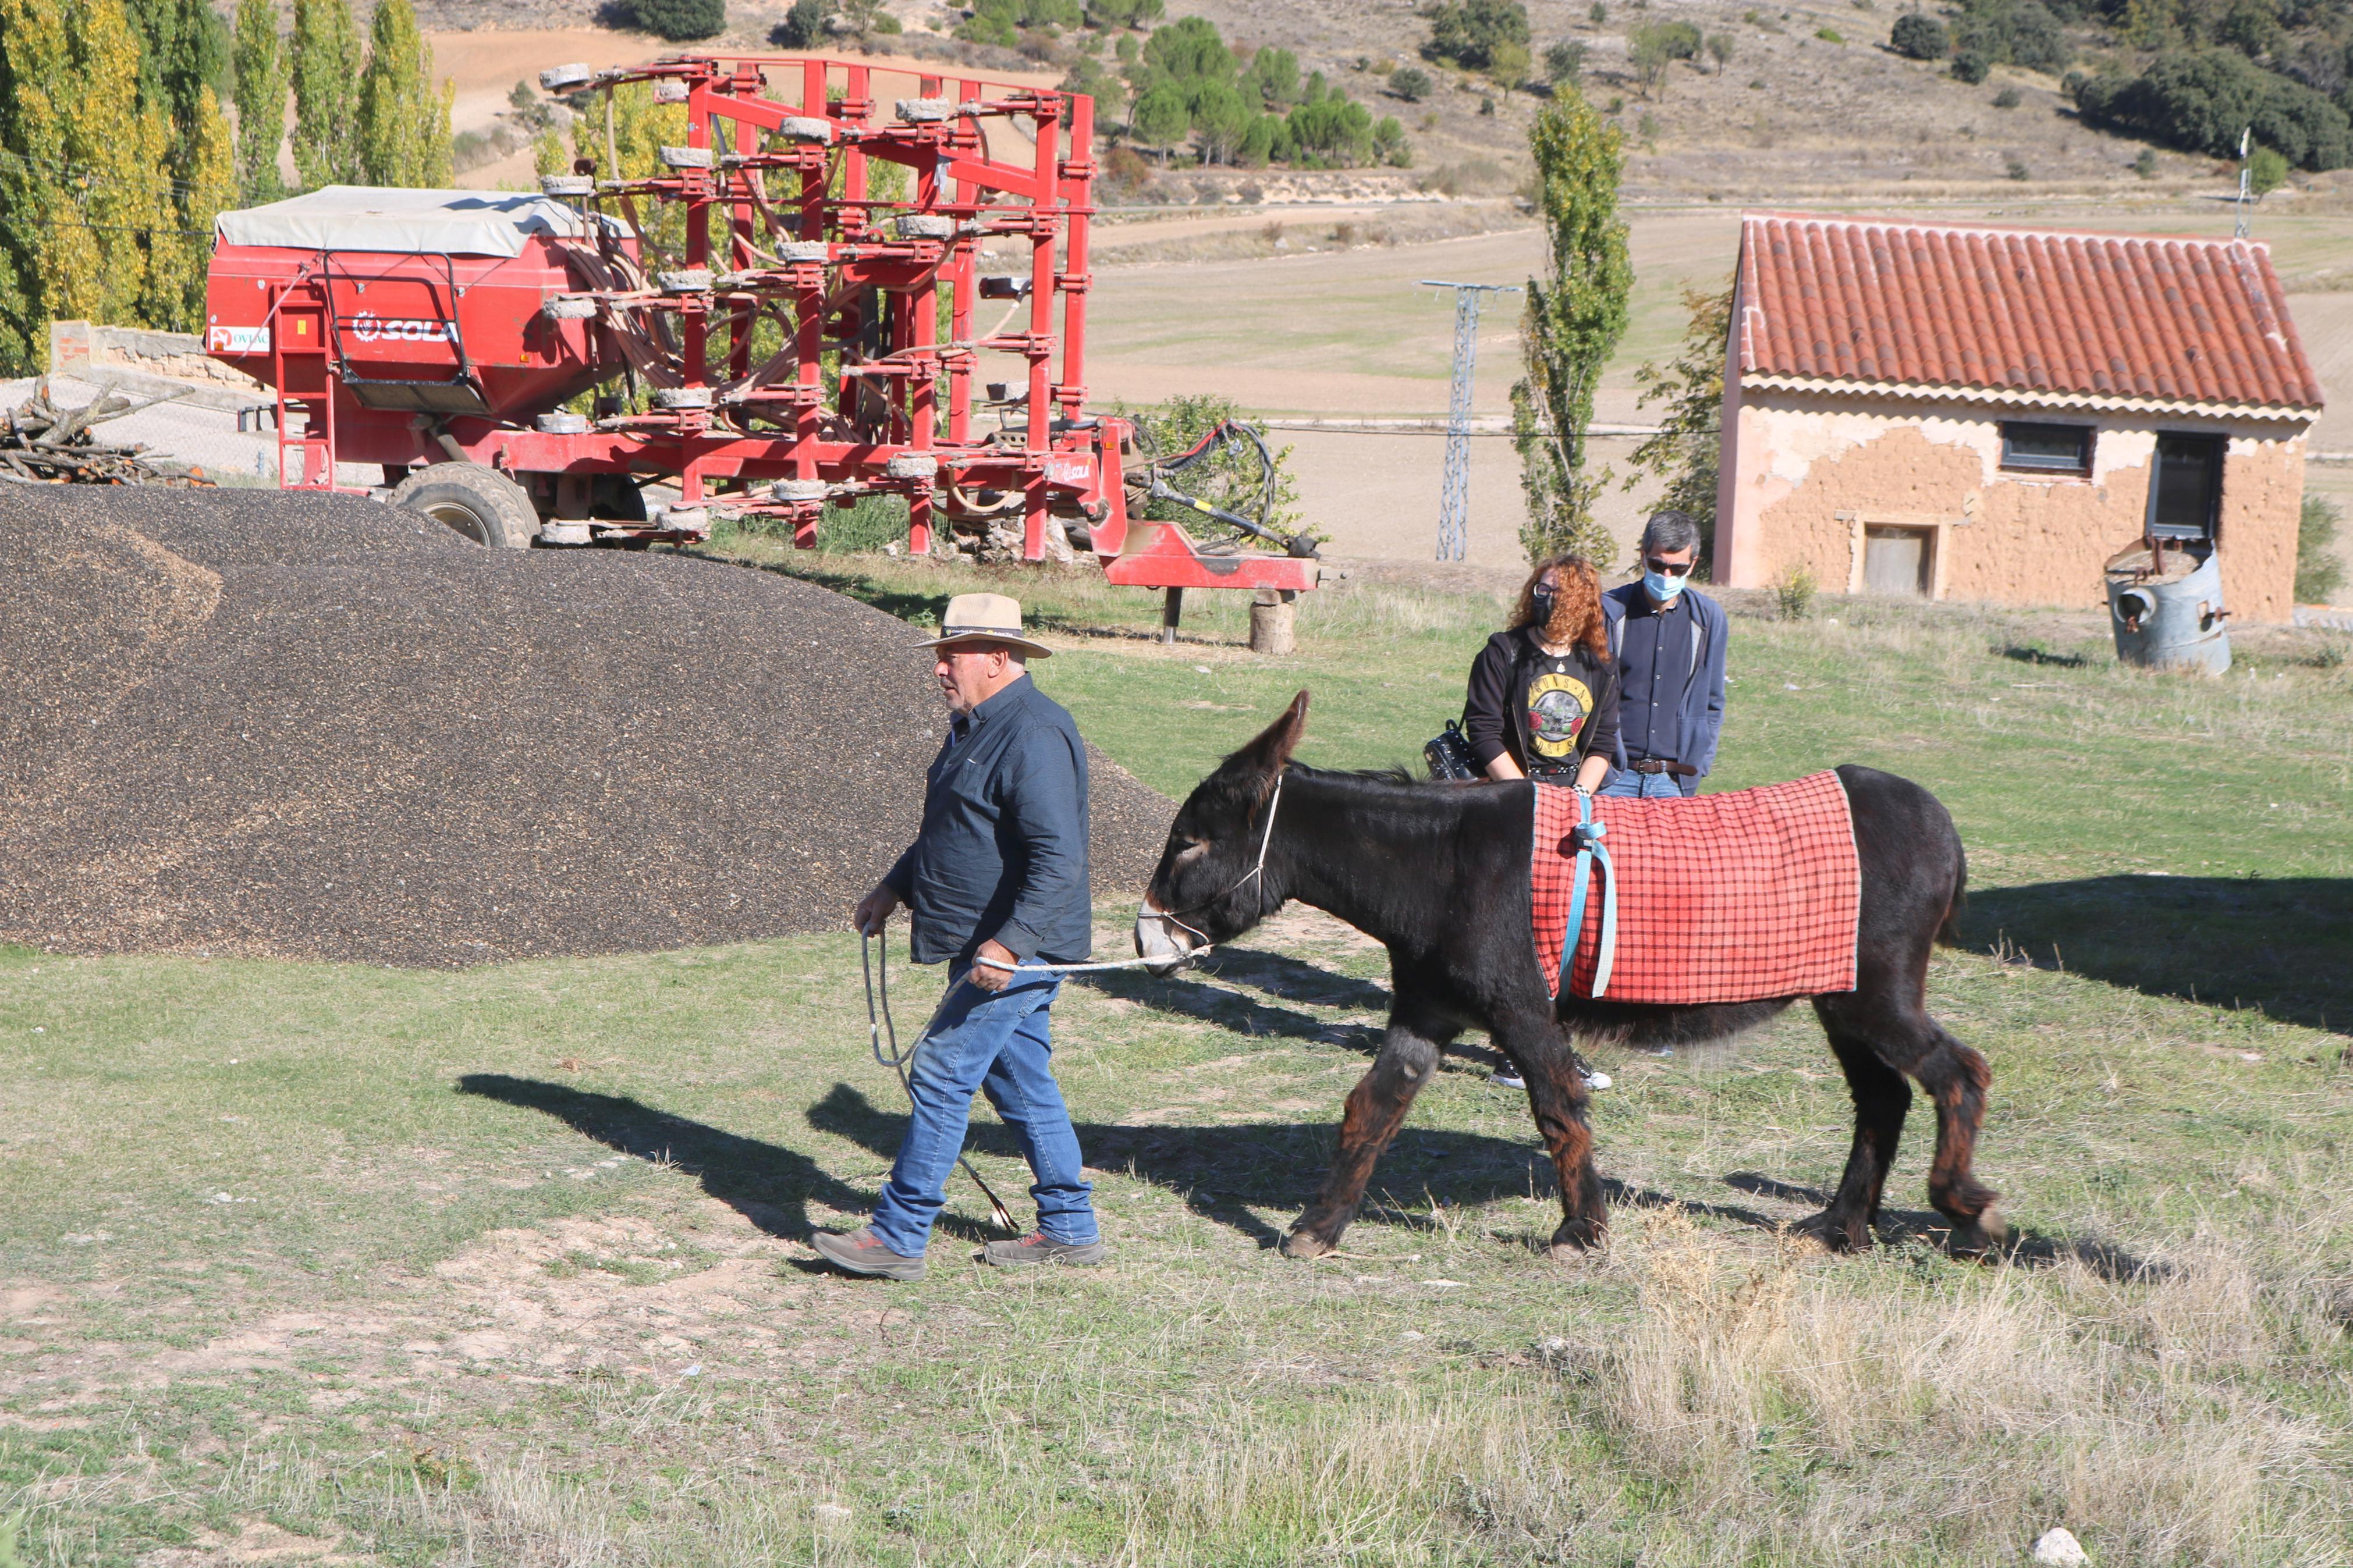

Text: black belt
xmin=1626 ymin=758 xmax=1695 ymax=776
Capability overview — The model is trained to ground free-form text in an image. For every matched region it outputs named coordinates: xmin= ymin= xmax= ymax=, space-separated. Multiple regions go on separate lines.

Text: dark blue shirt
xmin=883 ymin=674 xmax=1092 ymax=966
xmin=1617 ymin=589 xmax=1697 ymax=763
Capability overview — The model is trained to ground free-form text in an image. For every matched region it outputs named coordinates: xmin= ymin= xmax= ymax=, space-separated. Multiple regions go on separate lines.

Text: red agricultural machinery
xmin=201 ymin=52 xmax=1323 ymax=616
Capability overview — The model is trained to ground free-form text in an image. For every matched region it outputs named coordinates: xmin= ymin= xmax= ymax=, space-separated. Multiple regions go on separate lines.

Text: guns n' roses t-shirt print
xmin=1525 ymin=661 xmax=1592 ymax=770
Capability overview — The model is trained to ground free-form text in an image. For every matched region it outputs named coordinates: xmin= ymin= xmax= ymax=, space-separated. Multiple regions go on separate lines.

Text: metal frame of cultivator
xmin=218 ymin=51 xmax=1323 ymax=598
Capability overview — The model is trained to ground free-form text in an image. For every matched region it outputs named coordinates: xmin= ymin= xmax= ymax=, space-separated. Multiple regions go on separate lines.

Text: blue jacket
xmin=885 ymin=674 xmax=1092 ymax=966
xmin=1601 ymin=583 xmax=1729 ymax=777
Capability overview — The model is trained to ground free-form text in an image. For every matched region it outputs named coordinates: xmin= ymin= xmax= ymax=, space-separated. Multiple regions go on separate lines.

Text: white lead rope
xmin=970 ymin=773 xmax=1287 ymax=976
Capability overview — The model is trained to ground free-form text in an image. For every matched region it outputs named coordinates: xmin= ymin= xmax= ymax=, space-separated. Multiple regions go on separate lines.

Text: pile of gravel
xmin=0 ymin=488 xmax=1172 ymax=967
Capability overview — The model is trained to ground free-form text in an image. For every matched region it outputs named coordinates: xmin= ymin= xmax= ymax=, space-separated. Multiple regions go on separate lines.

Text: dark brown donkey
xmin=1133 ymin=692 xmax=2002 ymax=1263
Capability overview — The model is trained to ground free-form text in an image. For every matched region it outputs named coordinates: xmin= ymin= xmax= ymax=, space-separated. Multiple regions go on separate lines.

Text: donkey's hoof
xmin=1790 ymin=1209 xmax=1872 ymax=1254
xmin=1948 ymin=1206 xmax=2008 ymax=1260
xmin=1546 ymin=1219 xmax=1606 ymax=1260
xmin=1282 ymin=1229 xmax=1336 ymax=1260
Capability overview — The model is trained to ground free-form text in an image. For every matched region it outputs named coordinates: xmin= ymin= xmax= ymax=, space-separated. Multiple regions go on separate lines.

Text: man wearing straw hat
xmin=814 ymin=593 xmax=1106 ymax=1281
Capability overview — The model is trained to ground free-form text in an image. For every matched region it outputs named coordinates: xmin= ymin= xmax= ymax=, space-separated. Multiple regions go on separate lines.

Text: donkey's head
xmin=1134 ymin=690 xmax=1309 ymax=975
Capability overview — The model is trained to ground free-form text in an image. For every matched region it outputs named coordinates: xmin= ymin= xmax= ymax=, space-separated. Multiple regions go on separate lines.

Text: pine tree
xmin=359 ymin=0 xmax=452 ymax=187
xmin=1511 ymin=89 xmax=1631 ymax=567
xmin=0 ymin=0 xmax=72 ymax=369
xmin=232 ymin=0 xmax=288 ymax=202
xmin=290 ymin=0 xmax=362 ymax=189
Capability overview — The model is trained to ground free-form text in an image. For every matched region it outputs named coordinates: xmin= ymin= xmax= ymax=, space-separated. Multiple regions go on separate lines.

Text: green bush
xmin=769 ymin=0 xmax=825 ymax=45
xmin=2298 ymin=494 xmax=2344 ymax=604
xmin=1952 ymin=0 xmax=2067 ymax=74
xmin=1424 ymin=0 xmax=1530 ymax=69
xmin=1815 ymin=26 xmax=1845 ymax=41
xmin=1389 ymin=64 xmax=1433 ymax=99
xmin=1890 ymin=10 xmax=1949 ymax=58
xmin=633 ymin=0 xmax=724 ymax=40
xmin=2070 ymin=50 xmax=2353 ymax=169
xmin=1655 ymin=19 xmax=1703 ymax=56
xmin=1993 ymin=83 xmax=2022 ymax=106
xmin=1953 ymin=48 xmax=1990 ymax=81
xmin=1543 ymin=39 xmax=1588 ymax=84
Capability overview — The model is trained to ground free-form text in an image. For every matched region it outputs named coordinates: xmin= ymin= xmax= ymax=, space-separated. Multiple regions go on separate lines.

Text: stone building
xmin=1715 ymin=213 xmax=2323 ymax=623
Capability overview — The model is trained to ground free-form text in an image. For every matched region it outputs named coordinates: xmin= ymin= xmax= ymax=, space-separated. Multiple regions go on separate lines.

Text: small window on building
xmin=2000 ymin=422 xmax=2093 ymax=476
xmin=2147 ymin=432 xmax=2224 ymax=552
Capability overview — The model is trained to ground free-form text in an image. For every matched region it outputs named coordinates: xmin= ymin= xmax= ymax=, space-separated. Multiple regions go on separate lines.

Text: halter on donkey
xmin=1137 ymin=691 xmax=2001 ymax=1265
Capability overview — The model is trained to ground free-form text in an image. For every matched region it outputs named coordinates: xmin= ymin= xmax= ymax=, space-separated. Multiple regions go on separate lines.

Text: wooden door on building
xmin=1863 ymin=524 xmax=1935 ymax=596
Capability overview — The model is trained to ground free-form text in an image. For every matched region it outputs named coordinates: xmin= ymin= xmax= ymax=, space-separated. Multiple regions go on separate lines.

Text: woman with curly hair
xmin=1461 ymin=553 xmax=1621 ymax=794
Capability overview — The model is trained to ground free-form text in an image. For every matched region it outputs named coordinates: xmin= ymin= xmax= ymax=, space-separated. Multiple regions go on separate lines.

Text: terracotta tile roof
xmin=1737 ymin=212 xmax=2323 ymax=414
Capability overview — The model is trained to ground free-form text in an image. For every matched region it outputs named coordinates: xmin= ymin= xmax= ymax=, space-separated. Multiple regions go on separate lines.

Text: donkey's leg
xmin=1816 ymin=993 xmax=2001 ymax=1255
xmin=1517 ymin=1013 xmax=1607 ymax=1256
xmin=1797 ymin=1004 xmax=1913 ymax=1251
xmin=1283 ymin=1006 xmax=1456 ymax=1259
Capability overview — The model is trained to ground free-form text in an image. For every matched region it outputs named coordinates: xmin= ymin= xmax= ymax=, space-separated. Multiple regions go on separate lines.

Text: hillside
xmin=411 ymin=0 xmax=2353 ymax=204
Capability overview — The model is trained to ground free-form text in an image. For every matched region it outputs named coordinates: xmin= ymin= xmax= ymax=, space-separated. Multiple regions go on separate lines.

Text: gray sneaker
xmin=811 ymin=1227 xmax=926 ymax=1281
xmin=982 ymin=1232 xmax=1108 ymax=1268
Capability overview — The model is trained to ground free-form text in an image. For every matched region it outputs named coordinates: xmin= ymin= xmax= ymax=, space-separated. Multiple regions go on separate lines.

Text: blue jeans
xmin=868 ymin=964 xmax=1098 ymax=1256
xmin=1599 ymin=766 xmax=1695 ymax=799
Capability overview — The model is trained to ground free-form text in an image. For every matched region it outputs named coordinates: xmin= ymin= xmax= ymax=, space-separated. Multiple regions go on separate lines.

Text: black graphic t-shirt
xmin=1522 ymin=657 xmax=1594 ymax=774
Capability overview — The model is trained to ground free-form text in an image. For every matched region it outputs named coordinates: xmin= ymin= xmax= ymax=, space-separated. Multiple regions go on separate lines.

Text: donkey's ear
xmin=1227 ymin=689 xmax=1309 ymax=783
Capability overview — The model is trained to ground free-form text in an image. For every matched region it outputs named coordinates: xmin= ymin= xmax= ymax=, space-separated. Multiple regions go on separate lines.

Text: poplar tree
xmin=48 ymin=0 xmax=179 ymax=332
xmin=290 ymin=0 xmax=362 ymax=188
xmin=151 ymin=85 xmax=236 ymax=328
xmin=358 ymin=0 xmax=452 ymax=187
xmin=0 ymin=0 xmax=71 ymax=369
xmin=1511 ymin=89 xmax=1631 ymax=567
xmin=232 ymin=0 xmax=288 ymax=202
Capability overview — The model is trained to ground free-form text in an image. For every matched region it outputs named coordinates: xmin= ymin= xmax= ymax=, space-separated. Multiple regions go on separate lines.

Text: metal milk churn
xmin=2104 ymin=541 xmax=2231 ymax=674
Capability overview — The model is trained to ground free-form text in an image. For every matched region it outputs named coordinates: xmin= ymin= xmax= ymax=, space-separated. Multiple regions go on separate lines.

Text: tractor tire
xmin=388 ymin=463 xmax=539 ymax=549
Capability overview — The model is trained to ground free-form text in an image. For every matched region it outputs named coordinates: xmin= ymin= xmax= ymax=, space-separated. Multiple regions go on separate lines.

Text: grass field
xmin=3 ymin=555 xmax=2350 ymax=1566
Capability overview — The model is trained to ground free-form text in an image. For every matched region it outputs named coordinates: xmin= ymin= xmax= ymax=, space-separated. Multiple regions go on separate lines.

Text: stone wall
xmin=1717 ymin=389 xmax=2308 ymax=624
xmin=49 ymin=321 xmax=265 ymax=395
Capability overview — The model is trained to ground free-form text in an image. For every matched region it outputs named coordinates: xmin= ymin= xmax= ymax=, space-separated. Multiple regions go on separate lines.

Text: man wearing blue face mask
xmin=1598 ymin=510 xmax=1729 ymax=799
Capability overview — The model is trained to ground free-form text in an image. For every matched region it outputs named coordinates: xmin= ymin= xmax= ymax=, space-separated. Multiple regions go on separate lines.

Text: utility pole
xmin=1421 ymin=280 xmax=1520 ymax=563
xmin=2235 ymin=126 xmax=2252 ymax=240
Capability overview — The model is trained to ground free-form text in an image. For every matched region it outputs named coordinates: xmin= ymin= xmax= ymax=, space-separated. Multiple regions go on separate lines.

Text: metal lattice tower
xmin=1422 ymin=280 xmax=1520 ymax=562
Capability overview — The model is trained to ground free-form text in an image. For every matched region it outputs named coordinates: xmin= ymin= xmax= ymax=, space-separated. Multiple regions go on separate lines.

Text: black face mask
xmin=1529 ymin=589 xmax=1556 ymax=625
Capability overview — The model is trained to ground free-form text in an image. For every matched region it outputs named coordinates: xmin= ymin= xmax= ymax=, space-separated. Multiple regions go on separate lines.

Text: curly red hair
xmin=1509 ymin=554 xmax=1610 ymax=663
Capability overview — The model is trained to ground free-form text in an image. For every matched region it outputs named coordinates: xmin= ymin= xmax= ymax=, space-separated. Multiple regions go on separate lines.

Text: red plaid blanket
xmin=1532 ymin=771 xmax=1861 ymax=1004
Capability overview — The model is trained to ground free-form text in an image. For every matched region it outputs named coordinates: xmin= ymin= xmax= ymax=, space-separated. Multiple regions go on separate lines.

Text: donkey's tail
xmin=1936 ymin=842 xmax=1968 ymax=948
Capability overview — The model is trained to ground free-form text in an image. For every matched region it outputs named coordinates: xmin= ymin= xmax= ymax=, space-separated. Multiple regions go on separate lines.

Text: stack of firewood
xmin=2 ymin=379 xmax=214 ymax=486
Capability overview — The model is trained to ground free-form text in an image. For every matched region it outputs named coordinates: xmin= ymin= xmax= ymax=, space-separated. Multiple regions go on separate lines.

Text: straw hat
xmin=916 ymin=592 xmax=1055 ymax=660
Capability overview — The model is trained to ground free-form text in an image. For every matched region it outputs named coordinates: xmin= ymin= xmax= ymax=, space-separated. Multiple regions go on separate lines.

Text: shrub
xmin=1389 ymin=63 xmax=1433 ymax=99
xmin=771 ymin=0 xmax=826 ymax=45
xmin=2004 ymin=151 xmax=2030 ymax=176
xmin=1890 ymin=10 xmax=1949 ymax=57
xmin=2132 ymin=145 xmax=2159 ymax=175
xmin=633 ymin=0 xmax=724 ymax=40
xmin=1815 ymin=26 xmax=1845 ymax=41
xmin=1993 ymin=83 xmax=2022 ymax=105
xmin=2071 ymin=50 xmax=2353 ymax=169
xmin=2250 ymin=142 xmax=2288 ymax=194
xmin=1953 ymin=48 xmax=1991 ymax=81
xmin=1654 ymin=19 xmax=1703 ymax=56
xmin=1774 ymin=563 xmax=1818 ymax=620
xmin=1543 ymin=40 xmax=1587 ymax=84
xmin=1424 ymin=0 xmax=1531 ymax=70
xmin=1590 ymin=1 xmax=1606 ymax=20
xmin=1952 ymin=0 xmax=2067 ymax=74
xmin=2298 ymin=494 xmax=2344 ymax=603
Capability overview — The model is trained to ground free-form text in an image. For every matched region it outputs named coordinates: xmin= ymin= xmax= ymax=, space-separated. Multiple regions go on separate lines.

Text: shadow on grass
xmin=1069 ymin=966 xmax=1369 ymax=1047
xmin=1724 ymin=1171 xmax=2164 ymax=1280
xmin=1964 ymin=876 xmax=2353 ymax=1039
xmin=456 ymin=1073 xmax=893 ymax=1243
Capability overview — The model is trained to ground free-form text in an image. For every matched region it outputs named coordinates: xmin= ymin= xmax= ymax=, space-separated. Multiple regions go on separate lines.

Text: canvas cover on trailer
xmin=214 ymin=186 xmax=626 ymax=258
